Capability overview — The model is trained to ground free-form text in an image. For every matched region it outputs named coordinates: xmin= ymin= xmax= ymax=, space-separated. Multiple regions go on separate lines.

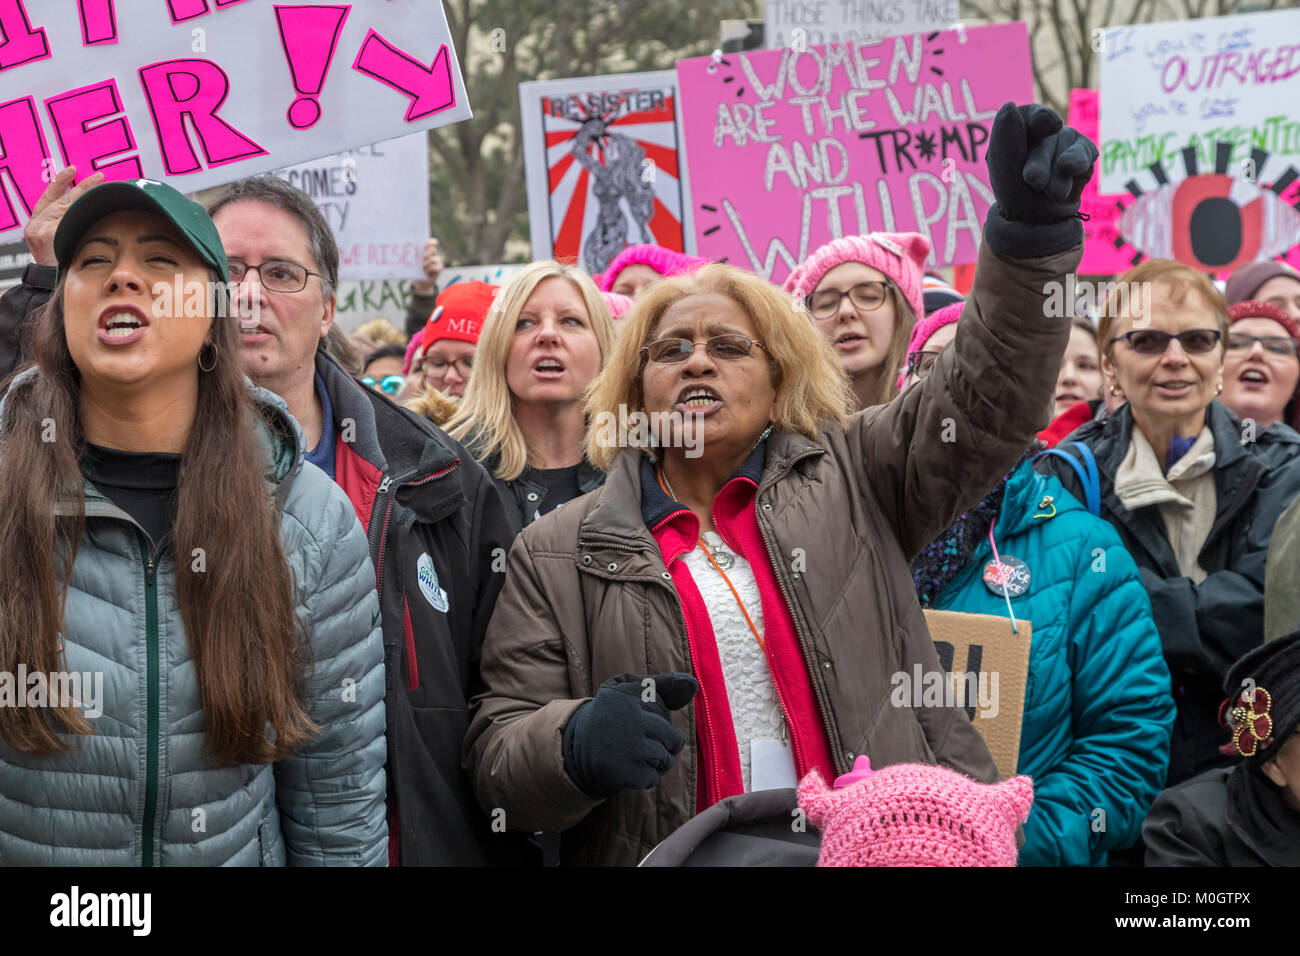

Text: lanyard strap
xmin=656 ymin=468 xmax=766 ymax=652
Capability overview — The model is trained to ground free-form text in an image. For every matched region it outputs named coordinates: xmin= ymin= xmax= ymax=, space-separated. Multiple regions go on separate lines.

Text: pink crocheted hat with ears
xmin=596 ymin=244 xmax=710 ymax=292
xmin=797 ymin=757 xmax=1034 ymax=867
xmin=781 ymin=232 xmax=932 ymax=320
xmin=896 ymin=301 xmax=964 ymax=390
xmin=601 ymin=291 xmax=634 ymax=319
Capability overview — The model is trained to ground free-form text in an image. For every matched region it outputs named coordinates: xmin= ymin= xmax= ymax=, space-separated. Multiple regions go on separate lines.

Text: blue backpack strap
xmin=1034 ymin=442 xmax=1101 ymax=516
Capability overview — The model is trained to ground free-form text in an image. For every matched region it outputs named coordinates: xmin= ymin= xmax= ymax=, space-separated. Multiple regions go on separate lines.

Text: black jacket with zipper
xmin=475 ymin=449 xmax=605 ymax=534
xmin=315 ymin=353 xmax=530 ymax=866
xmin=1037 ymin=401 xmax=1300 ymax=786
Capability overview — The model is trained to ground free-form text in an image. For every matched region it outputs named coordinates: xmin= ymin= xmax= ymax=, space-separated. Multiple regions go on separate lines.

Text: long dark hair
xmin=0 ymin=276 xmax=318 ymax=764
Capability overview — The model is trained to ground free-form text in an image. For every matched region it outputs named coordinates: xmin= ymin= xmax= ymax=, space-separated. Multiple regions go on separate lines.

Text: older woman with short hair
xmin=464 ymin=104 xmax=1099 ymax=865
xmin=1038 ymin=259 xmax=1300 ymax=788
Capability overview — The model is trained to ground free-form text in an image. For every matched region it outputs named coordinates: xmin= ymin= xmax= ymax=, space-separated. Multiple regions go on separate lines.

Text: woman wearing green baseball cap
xmin=0 ymin=179 xmax=388 ymax=865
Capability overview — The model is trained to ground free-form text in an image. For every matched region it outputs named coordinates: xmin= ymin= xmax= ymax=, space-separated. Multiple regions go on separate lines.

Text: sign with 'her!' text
xmin=0 ymin=0 xmax=471 ymax=243
xmin=676 ymin=22 xmax=1033 ymax=283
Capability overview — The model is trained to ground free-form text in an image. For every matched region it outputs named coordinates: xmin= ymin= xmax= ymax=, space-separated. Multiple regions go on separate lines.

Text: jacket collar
xmin=315 ymin=350 xmax=465 ymax=518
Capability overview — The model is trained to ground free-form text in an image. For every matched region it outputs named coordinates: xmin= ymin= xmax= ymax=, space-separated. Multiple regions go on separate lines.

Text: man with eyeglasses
xmin=0 ymin=172 xmax=523 ymax=867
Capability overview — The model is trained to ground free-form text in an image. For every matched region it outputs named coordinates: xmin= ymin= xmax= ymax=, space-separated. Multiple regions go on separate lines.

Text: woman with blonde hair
xmin=447 ymin=261 xmax=614 ymax=530
xmin=464 ymin=101 xmax=1101 ymax=865
xmin=1038 ymin=258 xmax=1300 ymax=790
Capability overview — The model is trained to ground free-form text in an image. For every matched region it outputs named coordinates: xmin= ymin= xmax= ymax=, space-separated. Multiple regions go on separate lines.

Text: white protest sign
xmin=764 ymin=0 xmax=960 ymax=49
xmin=1098 ymin=8 xmax=1300 ymax=194
xmin=0 ymin=0 xmax=471 ymax=242
xmin=271 ymin=132 xmax=430 ymax=282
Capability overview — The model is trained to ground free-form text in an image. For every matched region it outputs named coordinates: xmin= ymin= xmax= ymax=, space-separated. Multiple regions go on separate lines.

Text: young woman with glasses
xmin=1220 ymin=300 xmax=1300 ymax=431
xmin=1037 ymin=259 xmax=1300 ymax=794
xmin=783 ymin=232 xmax=929 ymax=410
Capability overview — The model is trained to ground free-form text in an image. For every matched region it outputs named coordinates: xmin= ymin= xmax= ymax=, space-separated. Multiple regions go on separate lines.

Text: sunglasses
xmin=362 ymin=374 xmax=405 ymax=396
xmin=1109 ymin=329 xmax=1222 ymax=355
xmin=806 ymin=281 xmax=890 ymax=321
xmin=1226 ymin=333 xmax=1298 ymax=357
xmin=640 ymin=333 xmax=767 ymax=365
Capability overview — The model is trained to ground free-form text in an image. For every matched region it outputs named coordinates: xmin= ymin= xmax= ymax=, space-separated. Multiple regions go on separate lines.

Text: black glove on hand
xmin=562 ymin=672 xmax=698 ymax=799
xmin=984 ymin=102 xmax=1099 ymax=259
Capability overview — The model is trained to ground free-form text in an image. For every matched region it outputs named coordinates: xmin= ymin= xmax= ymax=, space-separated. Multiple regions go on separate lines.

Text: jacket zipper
xmin=139 ymin=540 xmax=161 ymax=867
xmin=753 ymin=451 xmax=842 ymax=773
xmin=257 ymin=823 xmax=265 ymax=866
xmin=371 ymin=461 xmax=462 ymax=609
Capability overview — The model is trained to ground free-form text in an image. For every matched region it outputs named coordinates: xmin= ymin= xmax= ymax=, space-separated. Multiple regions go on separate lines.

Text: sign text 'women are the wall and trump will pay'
xmin=0 ymin=0 xmax=471 ymax=243
xmin=676 ymin=22 xmax=1033 ymax=284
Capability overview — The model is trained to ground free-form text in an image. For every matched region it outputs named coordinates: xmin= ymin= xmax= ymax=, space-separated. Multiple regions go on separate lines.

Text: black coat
xmin=1144 ymin=764 xmax=1300 ymax=866
xmin=1037 ymin=401 xmax=1300 ymax=785
xmin=0 ymin=263 xmax=54 ymax=381
xmin=477 ymin=451 xmax=604 ymax=534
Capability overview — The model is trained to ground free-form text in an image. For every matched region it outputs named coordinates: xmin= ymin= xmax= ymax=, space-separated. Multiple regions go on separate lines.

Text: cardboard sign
xmin=271 ymin=132 xmax=429 ymax=282
xmin=675 ymin=23 xmax=1033 ymax=284
xmin=922 ymin=609 xmax=1031 ymax=781
xmin=520 ymin=71 xmax=688 ymax=275
xmin=0 ymin=0 xmax=471 ymax=243
xmin=1068 ymin=89 xmax=1131 ymax=275
xmin=763 ymin=0 xmax=960 ymax=49
xmin=1097 ymin=9 xmax=1300 ymax=271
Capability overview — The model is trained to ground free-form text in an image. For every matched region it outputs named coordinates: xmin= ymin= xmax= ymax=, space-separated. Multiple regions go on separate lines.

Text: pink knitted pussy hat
xmin=782 ymin=232 xmax=932 ymax=320
xmin=896 ymin=301 xmax=964 ymax=389
xmin=797 ymin=757 xmax=1034 ymax=867
xmin=597 ymin=244 xmax=710 ymax=292
xmin=601 ymin=290 xmax=635 ymax=319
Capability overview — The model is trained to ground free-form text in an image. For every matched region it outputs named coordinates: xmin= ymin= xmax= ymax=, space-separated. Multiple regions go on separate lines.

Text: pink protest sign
xmin=1069 ymin=89 xmax=1131 ymax=275
xmin=675 ymin=22 xmax=1033 ymax=282
xmin=0 ymin=0 xmax=470 ymax=242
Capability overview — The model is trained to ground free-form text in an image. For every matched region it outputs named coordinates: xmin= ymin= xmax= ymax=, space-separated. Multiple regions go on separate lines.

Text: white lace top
xmin=681 ymin=532 xmax=788 ymax=792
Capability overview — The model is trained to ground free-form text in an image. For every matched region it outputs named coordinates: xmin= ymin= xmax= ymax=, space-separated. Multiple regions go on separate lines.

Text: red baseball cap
xmin=424 ymin=281 xmax=498 ymax=348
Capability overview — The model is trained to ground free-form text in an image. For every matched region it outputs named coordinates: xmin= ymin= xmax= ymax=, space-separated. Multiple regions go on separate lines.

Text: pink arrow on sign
xmin=351 ymin=29 xmax=455 ymax=122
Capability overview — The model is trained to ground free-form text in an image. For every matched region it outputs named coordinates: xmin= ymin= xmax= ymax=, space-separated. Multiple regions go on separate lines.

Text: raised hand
xmin=23 ymin=166 xmax=106 ymax=267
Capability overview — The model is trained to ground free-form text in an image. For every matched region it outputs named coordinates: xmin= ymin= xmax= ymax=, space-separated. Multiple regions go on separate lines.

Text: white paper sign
xmin=271 ymin=132 xmax=430 ymax=282
xmin=0 ymin=0 xmax=471 ymax=242
xmin=763 ymin=0 xmax=961 ymax=49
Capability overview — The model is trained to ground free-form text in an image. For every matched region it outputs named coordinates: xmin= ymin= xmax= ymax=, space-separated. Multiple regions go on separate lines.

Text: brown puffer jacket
xmin=463 ymin=241 xmax=1082 ymax=866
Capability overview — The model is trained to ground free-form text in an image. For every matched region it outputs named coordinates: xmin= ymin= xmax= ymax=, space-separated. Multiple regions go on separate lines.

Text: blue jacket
xmin=925 ymin=461 xmax=1175 ymax=866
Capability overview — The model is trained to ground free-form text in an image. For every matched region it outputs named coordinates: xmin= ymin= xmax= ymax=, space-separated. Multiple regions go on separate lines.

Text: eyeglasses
xmin=806 ymin=281 xmax=890 ymax=321
xmin=1226 ymin=333 xmax=1298 ymax=357
xmin=423 ymin=356 xmax=474 ymax=378
xmin=361 ymin=374 xmax=405 ymax=396
xmin=1109 ymin=329 xmax=1222 ymax=355
xmin=905 ymin=350 xmax=941 ymax=380
xmin=641 ymin=334 xmax=768 ymax=365
xmin=227 ymin=258 xmax=324 ymax=293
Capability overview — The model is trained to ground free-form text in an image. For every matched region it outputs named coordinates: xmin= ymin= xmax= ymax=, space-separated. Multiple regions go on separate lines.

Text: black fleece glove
xmin=562 ymin=672 xmax=698 ymax=799
xmin=984 ymin=102 xmax=1099 ymax=259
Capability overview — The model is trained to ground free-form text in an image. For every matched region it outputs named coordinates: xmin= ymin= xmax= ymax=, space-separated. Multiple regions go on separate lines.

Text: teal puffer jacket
xmin=0 ymin=377 xmax=387 ymax=866
xmin=926 ymin=461 xmax=1175 ymax=866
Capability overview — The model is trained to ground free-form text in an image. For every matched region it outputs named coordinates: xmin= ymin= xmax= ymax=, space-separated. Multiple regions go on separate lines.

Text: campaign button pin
xmin=983 ymin=555 xmax=1031 ymax=597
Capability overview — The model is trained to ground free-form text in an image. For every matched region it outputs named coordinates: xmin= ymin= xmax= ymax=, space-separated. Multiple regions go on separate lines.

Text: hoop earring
xmin=198 ymin=341 xmax=217 ymax=373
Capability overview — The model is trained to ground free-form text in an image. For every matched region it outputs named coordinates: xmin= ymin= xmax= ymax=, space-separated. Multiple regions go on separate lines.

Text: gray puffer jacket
xmin=0 ymin=373 xmax=388 ymax=866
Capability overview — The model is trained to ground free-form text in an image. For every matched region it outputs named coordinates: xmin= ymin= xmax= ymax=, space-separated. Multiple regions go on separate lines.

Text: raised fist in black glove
xmin=984 ymin=102 xmax=1099 ymax=259
xmin=562 ymin=672 xmax=698 ymax=799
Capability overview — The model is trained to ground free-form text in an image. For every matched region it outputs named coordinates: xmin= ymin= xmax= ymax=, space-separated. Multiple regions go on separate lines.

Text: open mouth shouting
xmin=676 ymin=384 xmax=723 ymax=415
xmin=97 ymin=305 xmax=149 ymax=346
xmin=834 ymin=330 xmax=867 ymax=353
xmin=1236 ymin=366 xmax=1272 ymax=391
xmin=533 ymin=355 xmax=566 ymax=379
